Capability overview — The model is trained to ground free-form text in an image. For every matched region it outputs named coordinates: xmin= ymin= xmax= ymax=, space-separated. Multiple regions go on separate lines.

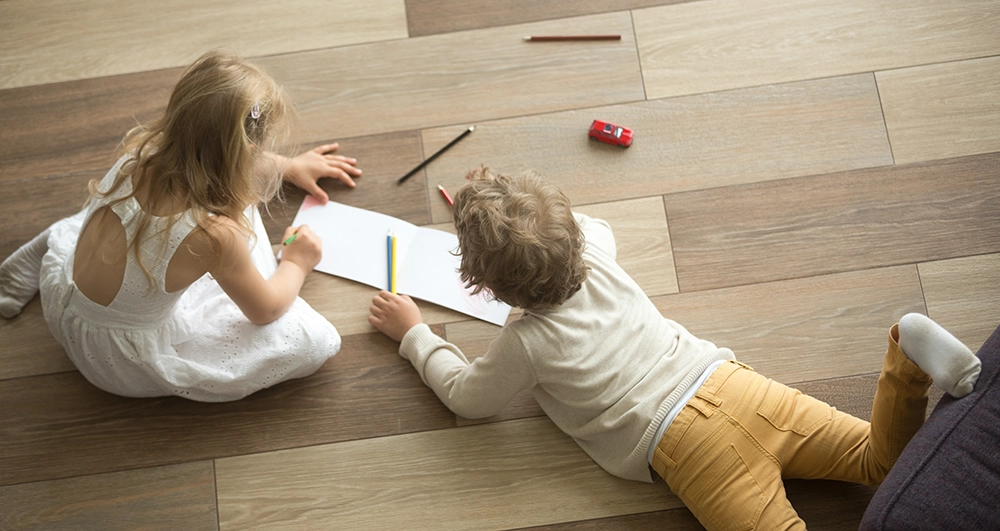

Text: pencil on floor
xmin=523 ymin=35 xmax=621 ymax=42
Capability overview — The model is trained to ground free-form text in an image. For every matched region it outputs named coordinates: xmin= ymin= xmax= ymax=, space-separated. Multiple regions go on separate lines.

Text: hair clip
xmin=250 ymin=102 xmax=261 ymax=121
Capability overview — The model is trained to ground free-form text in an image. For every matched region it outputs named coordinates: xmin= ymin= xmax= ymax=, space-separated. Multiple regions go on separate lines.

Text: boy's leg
xmin=0 ymin=228 xmax=51 ymax=318
xmin=652 ymin=362 xmax=808 ymax=530
xmin=780 ymin=324 xmax=932 ymax=483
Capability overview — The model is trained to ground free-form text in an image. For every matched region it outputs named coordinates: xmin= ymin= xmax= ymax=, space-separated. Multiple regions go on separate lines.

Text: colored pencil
xmin=437 ymin=184 xmax=454 ymax=206
xmin=523 ymin=35 xmax=621 ymax=42
xmin=397 ymin=126 xmax=476 ymax=184
xmin=391 ymin=231 xmax=398 ymax=294
xmin=386 ymin=231 xmax=393 ymax=292
xmin=283 ymin=232 xmax=297 ymax=246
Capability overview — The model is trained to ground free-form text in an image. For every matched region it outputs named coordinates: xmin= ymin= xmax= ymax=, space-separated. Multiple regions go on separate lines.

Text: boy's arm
xmin=573 ymin=212 xmax=616 ymax=260
xmin=400 ymin=323 xmax=536 ymax=419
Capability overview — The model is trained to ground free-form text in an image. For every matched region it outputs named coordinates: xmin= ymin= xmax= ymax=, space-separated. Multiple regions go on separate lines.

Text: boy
xmin=368 ymin=167 xmax=981 ymax=530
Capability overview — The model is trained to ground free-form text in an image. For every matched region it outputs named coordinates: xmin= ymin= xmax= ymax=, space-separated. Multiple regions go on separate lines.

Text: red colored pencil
xmin=437 ymin=184 xmax=454 ymax=206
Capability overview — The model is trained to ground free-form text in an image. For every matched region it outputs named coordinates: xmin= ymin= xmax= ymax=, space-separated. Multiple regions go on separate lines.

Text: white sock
xmin=0 ymin=229 xmax=50 ymax=318
xmin=898 ymin=313 xmax=981 ymax=398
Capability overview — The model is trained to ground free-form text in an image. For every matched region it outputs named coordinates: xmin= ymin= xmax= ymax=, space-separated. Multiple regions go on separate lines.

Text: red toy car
xmin=588 ymin=120 xmax=633 ymax=147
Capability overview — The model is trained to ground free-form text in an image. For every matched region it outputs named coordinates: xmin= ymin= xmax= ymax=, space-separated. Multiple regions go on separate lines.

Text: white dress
xmin=37 ymin=157 xmax=341 ymax=401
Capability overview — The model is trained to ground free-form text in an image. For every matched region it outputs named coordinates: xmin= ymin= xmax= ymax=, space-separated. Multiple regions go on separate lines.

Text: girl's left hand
xmin=284 ymin=143 xmax=363 ymax=203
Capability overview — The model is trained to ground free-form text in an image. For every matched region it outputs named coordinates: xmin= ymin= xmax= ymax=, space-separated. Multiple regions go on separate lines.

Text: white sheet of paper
xmin=289 ymin=198 xmax=511 ymax=326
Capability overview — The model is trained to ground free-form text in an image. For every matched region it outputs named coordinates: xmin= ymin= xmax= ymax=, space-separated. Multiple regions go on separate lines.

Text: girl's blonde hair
xmin=453 ymin=167 xmax=587 ymax=310
xmin=92 ymin=50 xmax=295 ymax=287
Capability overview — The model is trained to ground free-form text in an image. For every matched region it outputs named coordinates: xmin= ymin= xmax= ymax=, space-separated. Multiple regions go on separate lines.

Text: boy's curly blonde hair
xmin=453 ymin=167 xmax=587 ymax=310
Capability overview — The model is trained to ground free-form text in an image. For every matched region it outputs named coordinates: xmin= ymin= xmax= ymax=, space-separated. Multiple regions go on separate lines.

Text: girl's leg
xmin=0 ymin=228 xmax=51 ymax=318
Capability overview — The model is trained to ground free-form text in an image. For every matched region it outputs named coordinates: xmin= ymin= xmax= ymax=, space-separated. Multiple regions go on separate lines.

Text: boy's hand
xmin=369 ymin=291 xmax=423 ymax=342
xmin=283 ymin=143 xmax=362 ymax=203
xmin=279 ymin=225 xmax=322 ymax=272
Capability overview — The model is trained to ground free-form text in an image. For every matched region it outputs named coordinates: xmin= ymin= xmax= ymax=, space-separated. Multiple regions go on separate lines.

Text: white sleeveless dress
xmin=38 ymin=156 xmax=341 ymax=401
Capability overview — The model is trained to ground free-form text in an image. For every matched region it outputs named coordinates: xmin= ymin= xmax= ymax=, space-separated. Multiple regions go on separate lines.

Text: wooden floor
xmin=1 ymin=0 xmax=999 ymax=529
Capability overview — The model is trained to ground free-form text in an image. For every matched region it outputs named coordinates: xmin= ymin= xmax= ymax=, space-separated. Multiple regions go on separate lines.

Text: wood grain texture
xmin=918 ymin=253 xmax=1000 ymax=352
xmin=0 ymin=462 xmax=217 ymax=531
xmin=425 ymin=74 xmax=892 ymax=223
xmin=877 ymin=56 xmax=1000 ymax=165
xmin=634 ymin=0 xmax=1000 ymax=99
xmin=215 ymin=417 xmax=678 ymax=531
xmin=257 ymin=12 xmax=644 ymax=143
xmin=0 ymin=297 xmax=75 ymax=381
xmin=0 ymin=0 xmax=408 ymax=89
xmin=665 ymin=154 xmax=1000 ymax=292
xmin=653 ymin=266 xmax=925 ymax=384
xmin=0 ymin=68 xmax=177 ymax=184
xmin=262 ymin=130 xmax=429 ymax=243
xmin=0 ymin=328 xmax=453 ymax=486
xmin=522 ymin=480 xmax=879 ymax=531
xmin=0 ymin=172 xmax=97 ymax=259
xmin=405 ymin=0 xmax=693 ymax=37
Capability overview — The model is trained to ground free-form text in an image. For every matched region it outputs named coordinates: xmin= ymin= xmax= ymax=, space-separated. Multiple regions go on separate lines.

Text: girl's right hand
xmin=280 ymin=225 xmax=322 ymax=272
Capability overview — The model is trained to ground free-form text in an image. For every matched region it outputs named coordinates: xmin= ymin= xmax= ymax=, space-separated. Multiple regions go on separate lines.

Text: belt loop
xmin=652 ymin=446 xmax=676 ymax=477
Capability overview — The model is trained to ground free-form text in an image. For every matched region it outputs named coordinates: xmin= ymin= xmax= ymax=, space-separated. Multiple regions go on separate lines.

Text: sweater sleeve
xmin=574 ymin=212 xmax=616 ymax=260
xmin=399 ymin=323 xmax=537 ymax=419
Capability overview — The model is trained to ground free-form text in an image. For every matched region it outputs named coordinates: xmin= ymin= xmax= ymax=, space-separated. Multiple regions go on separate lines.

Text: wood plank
xmin=664 ymin=154 xmax=1000 ymax=292
xmin=215 ymin=417 xmax=677 ymax=531
xmin=0 ymin=328 xmax=453 ymax=486
xmin=652 ymin=266 xmax=925 ymax=384
xmin=0 ymin=172 xmax=97 ymax=267
xmin=0 ymin=0 xmax=408 ymax=90
xmin=425 ymin=74 xmax=892 ymax=223
xmin=262 ymin=130 xmax=430 ymax=243
xmin=406 ymin=0 xmax=694 ymax=37
xmin=257 ymin=12 xmax=644 ymax=143
xmin=574 ymin=197 xmax=678 ymax=297
xmin=878 ymin=56 xmax=1000 ymax=165
xmin=521 ymin=480 xmax=878 ymax=530
xmin=0 ymin=68 xmax=176 ymax=184
xmin=0 ymin=462 xmax=217 ymax=531
xmin=0 ymin=296 xmax=75 ymax=381
xmin=634 ymin=0 xmax=1000 ymax=99
xmin=918 ymin=253 xmax=1000 ymax=352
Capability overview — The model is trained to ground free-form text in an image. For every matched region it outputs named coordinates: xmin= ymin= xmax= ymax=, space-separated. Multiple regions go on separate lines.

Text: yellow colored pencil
xmin=391 ymin=231 xmax=398 ymax=294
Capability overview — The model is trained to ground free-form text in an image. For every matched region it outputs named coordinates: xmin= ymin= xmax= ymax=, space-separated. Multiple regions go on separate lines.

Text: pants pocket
xmin=682 ymin=444 xmax=765 ymax=531
xmin=756 ymin=379 xmax=832 ymax=436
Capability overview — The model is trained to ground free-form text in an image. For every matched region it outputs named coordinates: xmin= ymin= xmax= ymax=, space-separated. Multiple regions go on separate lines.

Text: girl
xmin=0 ymin=51 xmax=362 ymax=401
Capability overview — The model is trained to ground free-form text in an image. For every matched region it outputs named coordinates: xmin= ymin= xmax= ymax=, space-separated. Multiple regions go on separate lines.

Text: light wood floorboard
xmin=919 ymin=253 xmax=1000 ymax=351
xmin=0 ymin=0 xmax=408 ymax=90
xmin=425 ymin=74 xmax=892 ymax=224
xmin=405 ymin=0 xmax=691 ymax=37
xmin=215 ymin=417 xmax=676 ymax=531
xmin=634 ymin=0 xmax=1000 ymax=99
xmin=257 ymin=12 xmax=644 ymax=143
xmin=665 ymin=154 xmax=1000 ymax=292
xmin=878 ymin=55 xmax=1000 ymax=165
xmin=0 ymin=462 xmax=218 ymax=531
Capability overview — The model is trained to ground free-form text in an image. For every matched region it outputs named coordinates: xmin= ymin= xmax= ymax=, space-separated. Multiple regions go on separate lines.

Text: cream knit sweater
xmin=399 ymin=214 xmax=734 ymax=482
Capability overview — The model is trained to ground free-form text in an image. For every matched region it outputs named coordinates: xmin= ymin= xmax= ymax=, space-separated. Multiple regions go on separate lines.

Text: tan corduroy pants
xmin=651 ymin=325 xmax=931 ymax=531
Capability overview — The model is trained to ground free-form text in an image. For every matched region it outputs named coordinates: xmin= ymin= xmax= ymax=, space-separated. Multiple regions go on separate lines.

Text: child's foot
xmin=0 ymin=230 xmax=49 ymax=318
xmin=898 ymin=313 xmax=981 ymax=398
